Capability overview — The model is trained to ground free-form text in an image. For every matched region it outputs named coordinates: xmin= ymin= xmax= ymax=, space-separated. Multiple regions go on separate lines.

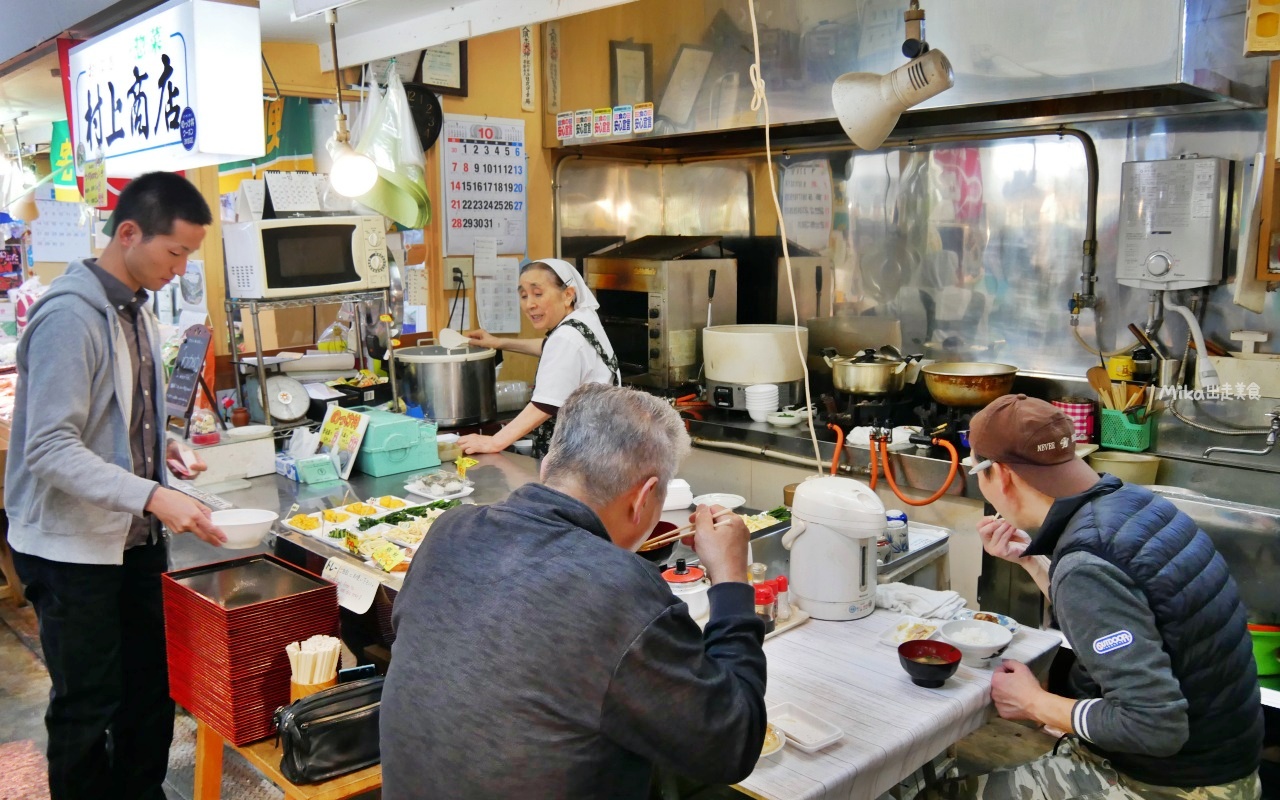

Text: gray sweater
xmin=6 ymin=261 xmax=167 ymax=565
xmin=379 ymin=483 xmax=768 ymax=799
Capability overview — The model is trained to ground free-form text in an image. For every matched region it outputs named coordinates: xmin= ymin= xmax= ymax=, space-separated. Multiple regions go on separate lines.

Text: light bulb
xmin=328 ymin=139 xmax=377 ymax=197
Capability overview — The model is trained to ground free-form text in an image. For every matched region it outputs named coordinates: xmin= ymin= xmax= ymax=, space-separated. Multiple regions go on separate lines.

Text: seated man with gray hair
xmin=380 ymin=383 xmax=768 ymax=799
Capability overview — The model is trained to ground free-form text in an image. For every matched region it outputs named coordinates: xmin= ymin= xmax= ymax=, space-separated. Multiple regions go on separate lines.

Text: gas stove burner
xmin=912 ymin=403 xmax=976 ymax=451
xmin=820 ymin=392 xmax=922 ymax=432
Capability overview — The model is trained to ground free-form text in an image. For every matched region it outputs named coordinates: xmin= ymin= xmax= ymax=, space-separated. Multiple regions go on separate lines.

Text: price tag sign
xmin=441 ymin=114 xmax=528 ymax=256
xmin=322 ymin=558 xmax=381 ymax=614
xmin=556 ymin=111 xmax=575 ymax=141
xmin=634 ymin=102 xmax=655 ymax=134
xmin=573 ymin=109 xmax=593 ymax=138
xmin=612 ymin=105 xmax=633 ymax=136
xmin=592 ymin=108 xmax=612 ymax=138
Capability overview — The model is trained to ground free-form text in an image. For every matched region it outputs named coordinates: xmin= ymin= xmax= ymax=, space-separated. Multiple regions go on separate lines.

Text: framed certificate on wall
xmin=420 ymin=41 xmax=468 ymax=97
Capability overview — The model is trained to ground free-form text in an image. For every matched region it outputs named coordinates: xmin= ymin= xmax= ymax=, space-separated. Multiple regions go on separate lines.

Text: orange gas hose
xmin=827 ymin=423 xmax=844 ymax=475
xmin=878 ymin=437 xmax=959 ymax=506
xmin=868 ymin=435 xmax=879 ymax=490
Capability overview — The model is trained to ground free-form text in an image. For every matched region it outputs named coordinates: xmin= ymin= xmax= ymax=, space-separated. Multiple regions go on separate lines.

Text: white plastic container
xmin=783 ymin=477 xmax=884 ymax=620
xmin=662 ymin=561 xmax=710 ymax=620
xmin=766 ymin=703 xmax=843 ymax=752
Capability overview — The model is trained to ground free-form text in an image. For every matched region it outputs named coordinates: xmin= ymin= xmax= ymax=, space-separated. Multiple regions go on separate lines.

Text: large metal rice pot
xmin=703 ymin=325 xmax=808 ymax=385
xmin=395 ymin=345 xmax=497 ymax=426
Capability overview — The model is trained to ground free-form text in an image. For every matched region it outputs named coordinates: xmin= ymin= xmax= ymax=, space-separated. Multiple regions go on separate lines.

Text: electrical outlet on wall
xmin=444 ymin=257 xmax=474 ymax=290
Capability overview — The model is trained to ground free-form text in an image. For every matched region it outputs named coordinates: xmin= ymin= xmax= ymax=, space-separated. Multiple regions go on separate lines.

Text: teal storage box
xmin=351 ymin=406 xmax=441 ymax=476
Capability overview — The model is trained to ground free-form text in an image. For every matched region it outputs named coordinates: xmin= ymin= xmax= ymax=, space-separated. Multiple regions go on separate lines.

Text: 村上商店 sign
xmin=68 ymin=0 xmax=264 ymax=176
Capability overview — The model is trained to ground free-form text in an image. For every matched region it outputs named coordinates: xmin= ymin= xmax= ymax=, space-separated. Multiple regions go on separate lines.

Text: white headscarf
xmin=532 ymin=258 xmax=599 ymax=313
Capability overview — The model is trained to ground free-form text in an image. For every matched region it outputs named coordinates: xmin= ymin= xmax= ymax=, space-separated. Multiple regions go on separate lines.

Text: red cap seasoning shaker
xmin=774 ymin=575 xmax=792 ymax=621
xmin=754 ymin=585 xmax=777 ymax=634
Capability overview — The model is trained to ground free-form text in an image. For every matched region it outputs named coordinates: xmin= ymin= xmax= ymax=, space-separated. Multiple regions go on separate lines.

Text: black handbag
xmin=273 ymin=676 xmax=383 ymax=784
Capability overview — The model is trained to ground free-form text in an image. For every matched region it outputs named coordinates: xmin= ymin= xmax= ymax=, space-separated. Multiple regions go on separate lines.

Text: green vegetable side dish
xmin=765 ymin=505 xmax=792 ymax=522
xmin=355 ymin=500 xmax=460 ymax=530
xmin=778 ymin=413 xmax=794 ymax=418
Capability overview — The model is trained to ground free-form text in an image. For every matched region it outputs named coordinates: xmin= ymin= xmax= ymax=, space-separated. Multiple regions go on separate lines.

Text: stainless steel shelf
xmin=225 ymin=289 xmax=400 ymax=426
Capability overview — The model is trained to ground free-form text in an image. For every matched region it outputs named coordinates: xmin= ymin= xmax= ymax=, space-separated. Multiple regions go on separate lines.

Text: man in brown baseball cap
xmin=937 ymin=393 xmax=1262 ymax=800
xmin=967 ymin=393 xmax=1099 ymax=502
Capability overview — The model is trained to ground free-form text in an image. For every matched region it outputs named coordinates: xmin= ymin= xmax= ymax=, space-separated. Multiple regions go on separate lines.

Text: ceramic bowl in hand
xmin=211 ymin=509 xmax=279 ymax=549
xmin=898 ymin=640 xmax=962 ymax=687
xmin=939 ymin=619 xmax=1013 ymax=666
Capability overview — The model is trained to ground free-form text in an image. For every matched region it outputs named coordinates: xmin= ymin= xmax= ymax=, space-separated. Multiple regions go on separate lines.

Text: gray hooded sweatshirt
xmin=6 ymin=260 xmax=168 ymax=565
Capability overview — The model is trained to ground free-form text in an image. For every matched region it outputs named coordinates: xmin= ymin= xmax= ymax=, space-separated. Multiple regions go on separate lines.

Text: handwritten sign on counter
xmin=322 ymin=558 xmax=381 ymax=614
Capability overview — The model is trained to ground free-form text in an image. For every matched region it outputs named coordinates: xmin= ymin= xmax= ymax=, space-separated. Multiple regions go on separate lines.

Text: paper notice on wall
xmin=32 ymin=200 xmax=94 ymax=263
xmin=404 ymin=264 xmax=429 ymax=307
xmin=475 ymin=257 xmax=521 ymax=333
xmin=781 ymin=161 xmax=834 ymax=253
xmin=519 ymin=26 xmax=536 ymax=112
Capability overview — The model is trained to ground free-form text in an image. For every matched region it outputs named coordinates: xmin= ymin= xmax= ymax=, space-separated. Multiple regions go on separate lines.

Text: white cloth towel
xmin=875 ymin=582 xmax=965 ymax=619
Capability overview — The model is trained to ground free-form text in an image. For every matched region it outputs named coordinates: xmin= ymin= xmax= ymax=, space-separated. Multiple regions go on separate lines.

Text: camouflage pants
xmin=927 ymin=737 xmax=1260 ymax=800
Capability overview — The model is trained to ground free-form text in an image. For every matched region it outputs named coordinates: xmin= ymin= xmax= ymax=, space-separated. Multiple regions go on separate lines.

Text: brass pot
xmin=919 ymin=362 xmax=1017 ymax=407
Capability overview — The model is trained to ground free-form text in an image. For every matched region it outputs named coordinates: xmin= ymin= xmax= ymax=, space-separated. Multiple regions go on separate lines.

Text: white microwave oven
xmin=222 ymin=215 xmax=390 ymax=300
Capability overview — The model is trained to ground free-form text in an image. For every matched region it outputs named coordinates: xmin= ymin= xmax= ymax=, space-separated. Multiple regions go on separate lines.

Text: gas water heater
xmin=1116 ymin=156 xmax=1230 ymax=291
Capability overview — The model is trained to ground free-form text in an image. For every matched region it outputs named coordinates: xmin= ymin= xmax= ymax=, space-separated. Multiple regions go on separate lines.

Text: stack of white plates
xmin=664 ymin=479 xmax=694 ymax=510
xmin=745 ymin=384 xmax=780 ymax=422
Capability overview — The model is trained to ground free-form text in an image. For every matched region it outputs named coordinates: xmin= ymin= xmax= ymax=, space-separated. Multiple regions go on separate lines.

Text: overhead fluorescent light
xmin=291 ymin=0 xmax=367 ymax=22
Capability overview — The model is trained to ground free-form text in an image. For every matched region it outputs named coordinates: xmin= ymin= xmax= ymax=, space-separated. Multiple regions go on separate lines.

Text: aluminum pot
xmin=824 ymin=351 xmax=908 ymax=395
xmin=920 ymin=362 xmax=1017 ymax=407
xmin=394 ymin=345 xmax=497 ymax=426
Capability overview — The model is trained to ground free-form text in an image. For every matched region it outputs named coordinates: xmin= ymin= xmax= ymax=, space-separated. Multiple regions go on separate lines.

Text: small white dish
xmin=759 ymin=723 xmax=786 ymax=758
xmin=404 ymin=484 xmax=475 ymax=502
xmin=691 ymin=492 xmax=746 ymax=510
xmin=766 ymin=412 xmax=803 ymax=427
xmin=878 ymin=615 xmax=940 ymax=647
xmin=766 ymin=703 xmax=843 ymax=752
xmin=952 ymin=608 xmax=1019 ymax=634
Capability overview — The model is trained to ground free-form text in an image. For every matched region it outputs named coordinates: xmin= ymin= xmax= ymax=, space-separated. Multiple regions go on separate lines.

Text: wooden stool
xmin=193 ymin=718 xmax=381 ymax=800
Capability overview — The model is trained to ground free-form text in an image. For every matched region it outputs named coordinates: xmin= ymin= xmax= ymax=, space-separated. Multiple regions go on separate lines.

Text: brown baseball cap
xmin=968 ymin=394 xmax=1099 ymax=498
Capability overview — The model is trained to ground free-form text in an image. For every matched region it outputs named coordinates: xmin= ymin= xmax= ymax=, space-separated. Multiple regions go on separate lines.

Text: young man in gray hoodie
xmin=7 ymin=171 xmax=227 ymax=800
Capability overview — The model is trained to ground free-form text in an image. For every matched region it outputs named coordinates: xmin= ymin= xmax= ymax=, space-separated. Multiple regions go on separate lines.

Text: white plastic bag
xmin=352 ymin=68 xmax=430 ymax=228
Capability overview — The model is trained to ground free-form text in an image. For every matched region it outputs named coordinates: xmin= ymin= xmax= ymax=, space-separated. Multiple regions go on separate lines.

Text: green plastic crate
xmin=1099 ymin=408 xmax=1152 ymax=452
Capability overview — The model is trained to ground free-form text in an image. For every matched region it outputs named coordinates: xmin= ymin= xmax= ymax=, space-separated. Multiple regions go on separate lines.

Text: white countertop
xmin=737 ymin=611 xmax=1062 ymax=800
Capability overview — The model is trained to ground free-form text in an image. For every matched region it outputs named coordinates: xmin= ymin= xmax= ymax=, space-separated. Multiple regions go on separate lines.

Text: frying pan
xmin=920 ymin=362 xmax=1017 ymax=407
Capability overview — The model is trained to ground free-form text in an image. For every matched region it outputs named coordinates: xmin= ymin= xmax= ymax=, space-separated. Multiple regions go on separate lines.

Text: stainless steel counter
xmin=685 ymin=409 xmax=983 ymax=501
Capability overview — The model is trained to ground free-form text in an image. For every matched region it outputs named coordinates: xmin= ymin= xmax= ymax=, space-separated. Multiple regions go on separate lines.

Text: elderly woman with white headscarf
xmin=460 ymin=258 xmax=620 ymax=456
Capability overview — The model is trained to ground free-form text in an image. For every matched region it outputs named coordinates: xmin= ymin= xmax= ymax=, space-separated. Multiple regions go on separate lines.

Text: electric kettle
xmin=782 ymin=476 xmax=885 ymax=620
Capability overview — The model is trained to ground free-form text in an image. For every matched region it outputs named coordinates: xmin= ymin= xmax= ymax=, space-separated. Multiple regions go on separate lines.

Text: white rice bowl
xmin=939 ymin=619 xmax=1013 ymax=666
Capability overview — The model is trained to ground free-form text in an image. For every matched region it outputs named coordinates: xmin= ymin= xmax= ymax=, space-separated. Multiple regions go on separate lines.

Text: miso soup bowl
xmin=898 ymin=640 xmax=962 ymax=688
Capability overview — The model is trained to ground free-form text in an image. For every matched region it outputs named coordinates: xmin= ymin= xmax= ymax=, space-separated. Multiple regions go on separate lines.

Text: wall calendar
xmin=440 ymin=114 xmax=528 ymax=256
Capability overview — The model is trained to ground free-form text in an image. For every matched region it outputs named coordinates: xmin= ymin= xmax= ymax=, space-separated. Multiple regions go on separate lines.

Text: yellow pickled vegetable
xmin=345 ymin=502 xmax=378 ymax=516
xmin=322 ymin=509 xmax=350 ymax=523
xmin=378 ymin=496 xmax=407 ymax=509
xmin=288 ymin=514 xmax=320 ymax=531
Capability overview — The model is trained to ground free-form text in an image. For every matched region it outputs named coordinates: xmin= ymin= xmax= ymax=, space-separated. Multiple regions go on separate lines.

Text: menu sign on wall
xmin=68 ymin=0 xmax=264 ymax=176
xmin=440 ymin=114 xmax=528 ymax=255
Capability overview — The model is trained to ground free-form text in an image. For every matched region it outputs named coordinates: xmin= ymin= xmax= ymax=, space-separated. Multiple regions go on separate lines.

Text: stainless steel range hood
xmin=557 ymin=0 xmax=1267 ymax=155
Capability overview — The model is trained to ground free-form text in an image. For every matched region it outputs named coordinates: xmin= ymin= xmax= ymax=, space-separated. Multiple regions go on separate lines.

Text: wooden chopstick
xmin=639 ymin=512 xmax=737 ymax=552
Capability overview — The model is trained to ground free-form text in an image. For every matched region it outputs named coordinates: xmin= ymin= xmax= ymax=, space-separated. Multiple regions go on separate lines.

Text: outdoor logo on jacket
xmin=1093 ymin=630 xmax=1134 ymax=655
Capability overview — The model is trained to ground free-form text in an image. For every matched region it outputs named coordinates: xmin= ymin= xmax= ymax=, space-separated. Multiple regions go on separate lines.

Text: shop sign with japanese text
xmin=68 ymin=0 xmax=264 ymax=176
